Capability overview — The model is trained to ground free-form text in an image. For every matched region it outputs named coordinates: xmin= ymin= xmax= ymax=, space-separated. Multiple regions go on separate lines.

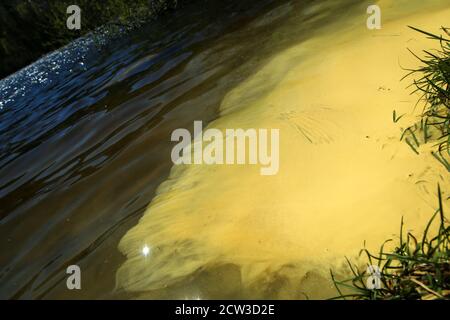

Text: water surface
xmin=1 ymin=0 xmax=448 ymax=300
xmin=1 ymin=0 xmax=357 ymax=299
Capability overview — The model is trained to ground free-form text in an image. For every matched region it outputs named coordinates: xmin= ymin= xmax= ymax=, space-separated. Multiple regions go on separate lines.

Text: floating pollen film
xmin=116 ymin=0 xmax=450 ymax=299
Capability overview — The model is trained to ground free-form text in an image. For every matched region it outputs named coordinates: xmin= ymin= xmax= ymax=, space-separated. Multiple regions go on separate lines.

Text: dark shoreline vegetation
xmin=0 ymin=0 xmax=185 ymax=79
xmin=332 ymin=28 xmax=450 ymax=300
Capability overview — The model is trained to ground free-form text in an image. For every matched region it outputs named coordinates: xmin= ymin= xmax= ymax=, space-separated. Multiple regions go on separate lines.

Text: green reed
xmin=400 ymin=27 xmax=450 ymax=169
xmin=330 ymin=185 xmax=449 ymax=300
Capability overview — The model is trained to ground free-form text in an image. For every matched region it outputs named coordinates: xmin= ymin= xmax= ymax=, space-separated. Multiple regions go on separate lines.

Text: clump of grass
xmin=401 ymin=27 xmax=450 ymax=170
xmin=330 ymin=186 xmax=450 ymax=300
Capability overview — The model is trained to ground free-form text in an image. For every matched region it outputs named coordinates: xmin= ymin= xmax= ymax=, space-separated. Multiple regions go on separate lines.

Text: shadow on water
xmin=0 ymin=0 xmax=365 ymax=299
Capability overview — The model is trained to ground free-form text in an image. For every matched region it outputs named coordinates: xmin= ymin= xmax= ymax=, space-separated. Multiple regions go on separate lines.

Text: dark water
xmin=0 ymin=0 xmax=363 ymax=299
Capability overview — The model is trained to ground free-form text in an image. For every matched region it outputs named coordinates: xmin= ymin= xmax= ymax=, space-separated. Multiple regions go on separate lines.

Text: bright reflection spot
xmin=142 ymin=245 xmax=151 ymax=257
